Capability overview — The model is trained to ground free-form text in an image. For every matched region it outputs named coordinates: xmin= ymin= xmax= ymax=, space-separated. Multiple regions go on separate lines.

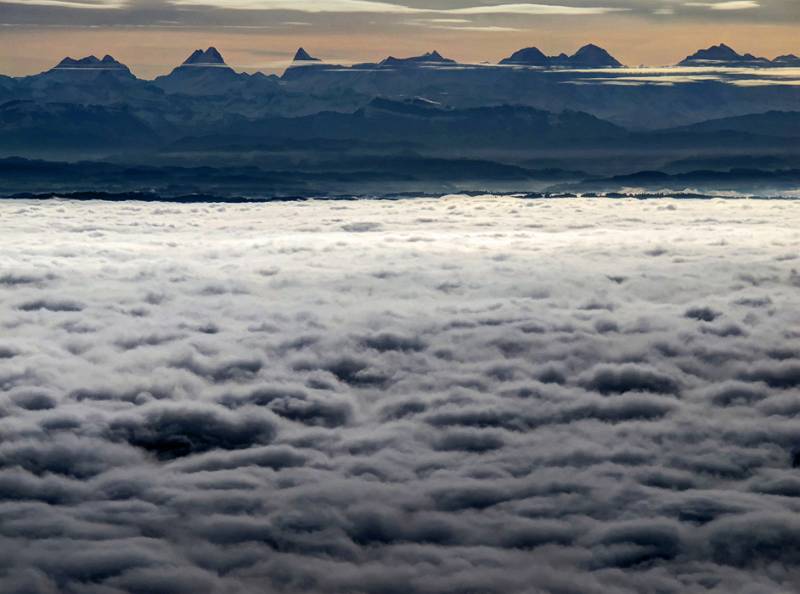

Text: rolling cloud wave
xmin=1 ymin=196 xmax=799 ymax=593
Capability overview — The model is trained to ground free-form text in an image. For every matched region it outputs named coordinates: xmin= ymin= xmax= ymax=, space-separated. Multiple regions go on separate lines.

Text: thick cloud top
xmin=1 ymin=196 xmax=800 ymax=593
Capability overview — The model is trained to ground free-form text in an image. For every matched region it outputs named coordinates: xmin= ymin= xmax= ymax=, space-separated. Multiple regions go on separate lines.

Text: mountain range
xmin=2 ymin=44 xmax=798 ymax=127
xmin=0 ymin=44 xmax=798 ymax=196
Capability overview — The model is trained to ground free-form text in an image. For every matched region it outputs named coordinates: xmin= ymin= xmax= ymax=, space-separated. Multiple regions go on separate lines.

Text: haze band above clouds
xmin=1 ymin=196 xmax=800 ymax=594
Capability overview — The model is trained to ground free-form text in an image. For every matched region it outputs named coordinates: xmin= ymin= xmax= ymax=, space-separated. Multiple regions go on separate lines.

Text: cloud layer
xmin=1 ymin=196 xmax=800 ymax=593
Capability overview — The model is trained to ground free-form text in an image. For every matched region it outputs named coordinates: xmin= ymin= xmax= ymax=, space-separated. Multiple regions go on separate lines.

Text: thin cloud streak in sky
xmin=79 ymin=0 xmax=628 ymax=15
xmin=6 ymin=0 xmax=124 ymax=7
xmin=408 ymin=22 xmax=523 ymax=31
xmin=4 ymin=0 xmax=626 ymax=12
xmin=445 ymin=3 xmax=626 ymax=14
xmin=685 ymin=0 xmax=760 ymax=9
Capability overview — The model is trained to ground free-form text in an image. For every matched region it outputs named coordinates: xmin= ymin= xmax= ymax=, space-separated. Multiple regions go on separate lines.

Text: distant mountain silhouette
xmin=772 ymin=54 xmax=800 ymax=66
xmin=500 ymin=47 xmax=550 ymax=67
xmin=0 ymin=100 xmax=160 ymax=154
xmin=284 ymin=49 xmax=458 ymax=79
xmin=36 ymin=55 xmax=136 ymax=83
xmin=182 ymin=47 xmax=227 ymax=66
xmin=678 ymin=44 xmax=782 ymax=67
xmin=4 ymin=91 xmax=794 ymax=162
xmin=282 ymin=48 xmax=332 ymax=80
xmin=500 ymin=44 xmax=622 ymax=68
xmin=668 ymin=111 xmax=800 ymax=138
xmin=15 ymin=54 xmax=158 ymax=104
xmin=153 ymin=47 xmax=279 ymax=96
xmin=54 ymin=55 xmax=131 ymax=72
xmin=564 ymin=167 xmax=800 ymax=194
xmin=566 ymin=44 xmax=623 ymax=68
xmin=1 ymin=42 xmax=799 ymax=174
xmin=4 ymin=153 xmax=798 ymax=199
xmin=379 ymin=51 xmax=456 ymax=68
xmin=293 ymin=48 xmax=320 ymax=62
xmin=169 ymin=97 xmax=629 ymax=152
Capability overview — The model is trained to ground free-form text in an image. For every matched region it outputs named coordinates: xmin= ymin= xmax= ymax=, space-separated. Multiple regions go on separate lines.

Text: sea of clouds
xmin=1 ymin=195 xmax=799 ymax=594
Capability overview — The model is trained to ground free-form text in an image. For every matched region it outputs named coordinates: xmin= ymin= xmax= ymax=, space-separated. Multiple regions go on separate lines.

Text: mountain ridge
xmin=678 ymin=44 xmax=800 ymax=67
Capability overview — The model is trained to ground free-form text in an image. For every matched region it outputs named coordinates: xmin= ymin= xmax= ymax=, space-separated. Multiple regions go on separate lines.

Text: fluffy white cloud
xmin=1 ymin=196 xmax=799 ymax=593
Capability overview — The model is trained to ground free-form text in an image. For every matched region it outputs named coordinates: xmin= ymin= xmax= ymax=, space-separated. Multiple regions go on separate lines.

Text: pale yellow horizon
xmin=1 ymin=20 xmax=798 ymax=79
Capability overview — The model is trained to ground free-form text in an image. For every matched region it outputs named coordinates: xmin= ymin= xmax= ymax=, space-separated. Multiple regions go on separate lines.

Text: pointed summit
xmin=204 ymin=47 xmax=225 ymax=64
xmin=293 ymin=47 xmax=320 ymax=62
xmin=155 ymin=45 xmax=266 ymax=95
xmin=182 ymin=47 xmax=227 ymax=67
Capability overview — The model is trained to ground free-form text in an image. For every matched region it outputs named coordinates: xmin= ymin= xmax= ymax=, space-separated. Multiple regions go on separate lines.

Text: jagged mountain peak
xmin=294 ymin=47 xmax=320 ymax=62
xmin=52 ymin=54 xmax=130 ymax=71
xmin=182 ymin=47 xmax=227 ymax=66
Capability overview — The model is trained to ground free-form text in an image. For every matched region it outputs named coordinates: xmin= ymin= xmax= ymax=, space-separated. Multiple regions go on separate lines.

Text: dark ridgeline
xmin=678 ymin=44 xmax=800 ymax=67
xmin=499 ymin=44 xmax=623 ymax=68
xmin=0 ymin=43 xmax=798 ymax=197
xmin=181 ymin=47 xmax=227 ymax=66
xmin=379 ymin=51 xmax=457 ymax=67
xmin=52 ymin=54 xmax=133 ymax=74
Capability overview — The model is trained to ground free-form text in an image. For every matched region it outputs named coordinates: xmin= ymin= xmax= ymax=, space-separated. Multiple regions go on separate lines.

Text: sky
xmin=0 ymin=0 xmax=797 ymax=77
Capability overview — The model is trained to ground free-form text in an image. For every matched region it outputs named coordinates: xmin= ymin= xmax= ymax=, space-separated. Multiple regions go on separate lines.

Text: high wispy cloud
xmin=685 ymin=1 xmax=760 ymax=10
xmin=4 ymin=0 xmax=124 ymax=7
xmin=166 ymin=0 xmax=626 ymax=15
xmin=1 ymin=0 xmax=794 ymax=29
